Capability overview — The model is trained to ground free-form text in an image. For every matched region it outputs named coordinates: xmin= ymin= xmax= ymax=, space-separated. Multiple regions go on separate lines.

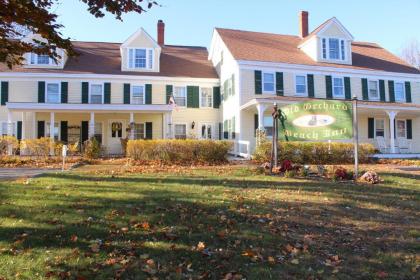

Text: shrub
xmin=20 ymin=138 xmax=53 ymax=157
xmin=126 ymin=140 xmax=232 ymax=164
xmin=83 ymin=138 xmax=101 ymax=159
xmin=254 ymin=141 xmax=376 ymax=165
xmin=0 ymin=136 xmax=19 ymax=155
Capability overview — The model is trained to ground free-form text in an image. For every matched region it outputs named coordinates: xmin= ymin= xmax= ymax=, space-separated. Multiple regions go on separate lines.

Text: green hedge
xmin=253 ymin=141 xmax=376 ymax=164
xmin=126 ymin=140 xmax=232 ymax=164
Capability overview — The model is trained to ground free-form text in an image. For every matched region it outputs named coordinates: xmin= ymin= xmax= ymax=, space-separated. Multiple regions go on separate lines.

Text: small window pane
xmin=340 ymin=40 xmax=345 ymax=60
xmin=369 ymin=81 xmax=379 ymax=99
xmin=46 ymin=83 xmax=60 ymax=103
xmin=175 ymin=124 xmax=187 ymax=139
xmin=329 ymin=38 xmax=340 ymax=59
xmin=322 ymin=38 xmax=327 ymax=59
xmin=263 ymin=73 xmax=275 ymax=92
xmin=90 ymin=84 xmax=103 ymax=104
xmin=397 ymin=120 xmax=406 ymax=138
xmin=148 ymin=49 xmax=153 ymax=69
xmin=201 ymin=88 xmax=213 ymax=108
xmin=375 ymin=119 xmax=385 ymax=137
xmin=295 ymin=75 xmax=307 ymax=95
xmin=133 ymin=123 xmax=145 ymax=139
xmin=394 ymin=82 xmax=405 ymax=102
xmin=37 ymin=55 xmax=50 ymax=65
xmin=263 ymin=116 xmax=273 ymax=137
xmin=132 ymin=86 xmax=144 ymax=104
xmin=134 ymin=49 xmax=146 ymax=68
xmin=174 ymin=87 xmax=186 ymax=107
xmin=333 ymin=78 xmax=344 ymax=97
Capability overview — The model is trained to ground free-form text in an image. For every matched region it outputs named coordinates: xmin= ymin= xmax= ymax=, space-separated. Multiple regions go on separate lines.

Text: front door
xmin=108 ymin=120 xmax=126 ymax=155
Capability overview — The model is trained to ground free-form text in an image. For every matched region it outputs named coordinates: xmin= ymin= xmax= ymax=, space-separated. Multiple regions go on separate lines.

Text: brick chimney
xmin=157 ymin=20 xmax=165 ymax=46
xmin=299 ymin=11 xmax=309 ymax=38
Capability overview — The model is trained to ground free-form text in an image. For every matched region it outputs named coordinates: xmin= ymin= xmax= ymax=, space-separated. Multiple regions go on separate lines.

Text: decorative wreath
xmin=111 ymin=122 xmax=122 ymax=132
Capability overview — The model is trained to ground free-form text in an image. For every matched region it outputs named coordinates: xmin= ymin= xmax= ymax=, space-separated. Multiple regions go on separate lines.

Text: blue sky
xmin=55 ymin=0 xmax=420 ymax=55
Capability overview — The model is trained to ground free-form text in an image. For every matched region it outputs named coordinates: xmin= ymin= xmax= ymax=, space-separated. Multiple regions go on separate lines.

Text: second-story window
xmin=132 ymin=85 xmax=145 ymax=104
xmin=332 ymin=77 xmax=344 ymax=98
xmin=30 ymin=53 xmax=51 ymax=65
xmin=128 ymin=48 xmax=153 ymax=69
xmin=263 ymin=72 xmax=275 ymax=93
xmin=46 ymin=82 xmax=60 ymax=103
xmin=368 ymin=80 xmax=379 ymax=100
xmin=174 ymin=87 xmax=186 ymax=107
xmin=394 ymin=82 xmax=405 ymax=102
xmin=90 ymin=84 xmax=103 ymax=104
xmin=295 ymin=75 xmax=307 ymax=96
xmin=200 ymin=87 xmax=213 ymax=108
xmin=323 ymin=38 xmax=346 ymax=61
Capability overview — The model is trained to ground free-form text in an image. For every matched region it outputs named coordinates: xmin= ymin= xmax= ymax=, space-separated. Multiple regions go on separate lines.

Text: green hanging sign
xmin=278 ymin=100 xmax=353 ymax=141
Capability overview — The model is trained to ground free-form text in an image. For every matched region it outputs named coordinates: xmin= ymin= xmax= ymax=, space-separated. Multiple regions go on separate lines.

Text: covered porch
xmin=240 ymin=96 xmax=420 ymax=157
xmin=6 ymin=103 xmax=174 ymax=155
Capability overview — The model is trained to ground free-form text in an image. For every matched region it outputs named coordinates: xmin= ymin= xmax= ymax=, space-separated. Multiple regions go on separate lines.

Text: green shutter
xmin=145 ymin=84 xmax=152 ymax=104
xmin=223 ymin=80 xmax=228 ymax=101
xmin=1 ymin=81 xmax=9 ymax=106
xmin=379 ymin=80 xmax=386 ymax=102
xmin=254 ymin=114 xmax=258 ymax=137
xmin=307 ymin=74 xmax=314 ymax=97
xmin=276 ymin=72 xmax=284 ymax=96
xmin=325 ymin=76 xmax=332 ymax=99
xmin=166 ymin=85 xmax=173 ymax=104
xmin=223 ymin=120 xmax=228 ymax=139
xmin=104 ymin=82 xmax=111 ymax=104
xmin=145 ymin=122 xmax=153 ymax=139
xmin=187 ymin=86 xmax=199 ymax=108
xmin=38 ymin=81 xmax=45 ymax=103
xmin=344 ymin=77 xmax=351 ymax=100
xmin=81 ymin=121 xmax=89 ymax=143
xmin=231 ymin=74 xmax=235 ymax=96
xmin=407 ymin=119 xmax=412 ymax=139
xmin=388 ymin=81 xmax=395 ymax=102
xmin=81 ymin=82 xmax=89 ymax=104
xmin=213 ymin=86 xmax=221 ymax=108
xmin=60 ymin=121 xmax=68 ymax=143
xmin=362 ymin=78 xmax=369 ymax=101
xmin=17 ymin=121 xmax=22 ymax=140
xmin=37 ymin=121 xmax=45 ymax=139
xmin=218 ymin=123 xmax=222 ymax=140
xmin=405 ymin=82 xmax=412 ymax=103
xmin=255 ymin=70 xmax=262 ymax=94
xmin=368 ymin=118 xmax=374 ymax=139
xmin=231 ymin=116 xmax=236 ymax=139
xmin=61 ymin=82 xmax=68 ymax=103
xmin=123 ymin=84 xmax=130 ymax=104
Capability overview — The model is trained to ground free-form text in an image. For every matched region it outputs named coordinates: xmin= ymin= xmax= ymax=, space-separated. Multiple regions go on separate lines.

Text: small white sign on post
xmin=62 ymin=145 xmax=68 ymax=171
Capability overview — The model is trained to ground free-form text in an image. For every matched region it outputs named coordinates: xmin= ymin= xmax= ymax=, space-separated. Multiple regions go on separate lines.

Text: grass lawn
xmin=0 ymin=164 xmax=419 ymax=279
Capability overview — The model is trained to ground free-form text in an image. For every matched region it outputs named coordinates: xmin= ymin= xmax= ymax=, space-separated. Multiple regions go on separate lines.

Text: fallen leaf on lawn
xmin=197 ymin=241 xmax=206 ymax=251
xmin=121 ymin=227 xmax=129 ymax=233
xmin=291 ymin=259 xmax=299 ymax=265
xmin=70 ymin=235 xmax=78 ymax=242
xmin=89 ymin=243 xmax=100 ymax=253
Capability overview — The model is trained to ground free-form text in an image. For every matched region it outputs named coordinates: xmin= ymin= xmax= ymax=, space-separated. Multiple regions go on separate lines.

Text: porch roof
xmin=240 ymin=96 xmax=420 ymax=113
xmin=6 ymin=102 xmax=173 ymax=113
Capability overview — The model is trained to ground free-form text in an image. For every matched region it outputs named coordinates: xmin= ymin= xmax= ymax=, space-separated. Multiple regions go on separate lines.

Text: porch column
xmin=163 ymin=112 xmax=171 ymax=139
xmin=7 ymin=111 xmax=13 ymax=155
xmin=21 ymin=112 xmax=26 ymax=140
xmin=256 ymin=103 xmax=267 ymax=130
xmin=50 ymin=112 xmax=55 ymax=156
xmin=129 ymin=112 xmax=135 ymax=140
xmin=89 ymin=112 xmax=95 ymax=139
xmin=167 ymin=111 xmax=173 ymax=139
xmin=387 ymin=111 xmax=398 ymax=154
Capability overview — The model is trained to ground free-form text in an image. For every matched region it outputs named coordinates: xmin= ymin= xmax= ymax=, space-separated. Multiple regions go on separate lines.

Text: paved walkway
xmin=0 ymin=168 xmax=59 ymax=180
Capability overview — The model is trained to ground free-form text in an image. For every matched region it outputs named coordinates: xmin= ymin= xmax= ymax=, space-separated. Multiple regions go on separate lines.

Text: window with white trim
xmin=329 ymin=38 xmax=340 ymax=60
xmin=0 ymin=122 xmax=15 ymax=136
xmin=133 ymin=123 xmax=145 ymax=139
xmin=94 ymin=123 xmax=103 ymax=144
xmin=174 ymin=124 xmax=187 ymax=139
xmin=332 ymin=77 xmax=344 ymax=98
xmin=90 ymin=83 xmax=103 ymax=104
xmin=131 ymin=85 xmax=145 ymax=105
xmin=368 ymin=80 xmax=379 ymax=100
xmin=322 ymin=38 xmax=327 ymax=59
xmin=375 ymin=119 xmax=385 ymax=137
xmin=396 ymin=120 xmax=407 ymax=138
xmin=46 ymin=122 xmax=59 ymax=141
xmin=128 ymin=48 xmax=153 ymax=69
xmin=394 ymin=82 xmax=405 ymax=102
xmin=174 ymin=87 xmax=186 ymax=107
xmin=200 ymin=88 xmax=213 ymax=108
xmin=295 ymin=75 xmax=307 ymax=96
xmin=46 ymin=82 xmax=60 ymax=103
xmin=263 ymin=72 xmax=275 ymax=93
xmin=263 ymin=116 xmax=273 ymax=137
xmin=340 ymin=40 xmax=345 ymax=60
xmin=30 ymin=53 xmax=53 ymax=65
xmin=322 ymin=38 xmax=346 ymax=61
xmin=201 ymin=124 xmax=213 ymax=139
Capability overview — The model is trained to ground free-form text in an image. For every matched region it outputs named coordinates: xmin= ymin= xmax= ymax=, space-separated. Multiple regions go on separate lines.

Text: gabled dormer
xmin=120 ymin=25 xmax=162 ymax=72
xmin=22 ymin=34 xmax=67 ymax=69
xmin=298 ymin=12 xmax=354 ymax=65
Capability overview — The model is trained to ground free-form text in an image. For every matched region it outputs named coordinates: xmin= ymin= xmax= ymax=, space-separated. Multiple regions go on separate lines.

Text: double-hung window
xmin=94 ymin=123 xmax=103 ymax=144
xmin=30 ymin=53 xmax=51 ymax=65
xmin=132 ymin=85 xmax=145 ymax=105
xmin=174 ymin=87 xmax=186 ymax=107
xmin=90 ymin=83 xmax=103 ymax=104
xmin=263 ymin=116 xmax=273 ymax=137
xmin=263 ymin=72 xmax=275 ymax=93
xmin=128 ymin=48 xmax=153 ymax=69
xmin=201 ymin=124 xmax=213 ymax=139
xmin=332 ymin=77 xmax=344 ymax=98
xmin=394 ymin=82 xmax=405 ymax=102
xmin=46 ymin=122 xmax=59 ymax=141
xmin=375 ymin=119 xmax=385 ymax=137
xmin=329 ymin=38 xmax=340 ymax=60
xmin=1 ymin=122 xmax=15 ymax=136
xmin=397 ymin=120 xmax=407 ymax=138
xmin=174 ymin=124 xmax=187 ymax=139
xmin=295 ymin=75 xmax=307 ymax=96
xmin=368 ymin=80 xmax=379 ymax=101
xmin=200 ymin=88 xmax=213 ymax=108
xmin=133 ymin=123 xmax=145 ymax=139
xmin=46 ymin=82 xmax=60 ymax=103
xmin=322 ymin=38 xmax=346 ymax=61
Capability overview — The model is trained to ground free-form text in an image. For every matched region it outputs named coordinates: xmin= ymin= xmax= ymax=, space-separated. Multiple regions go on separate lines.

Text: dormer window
xmin=128 ymin=48 xmax=154 ymax=70
xmin=321 ymin=38 xmax=346 ymax=61
xmin=29 ymin=53 xmax=56 ymax=65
